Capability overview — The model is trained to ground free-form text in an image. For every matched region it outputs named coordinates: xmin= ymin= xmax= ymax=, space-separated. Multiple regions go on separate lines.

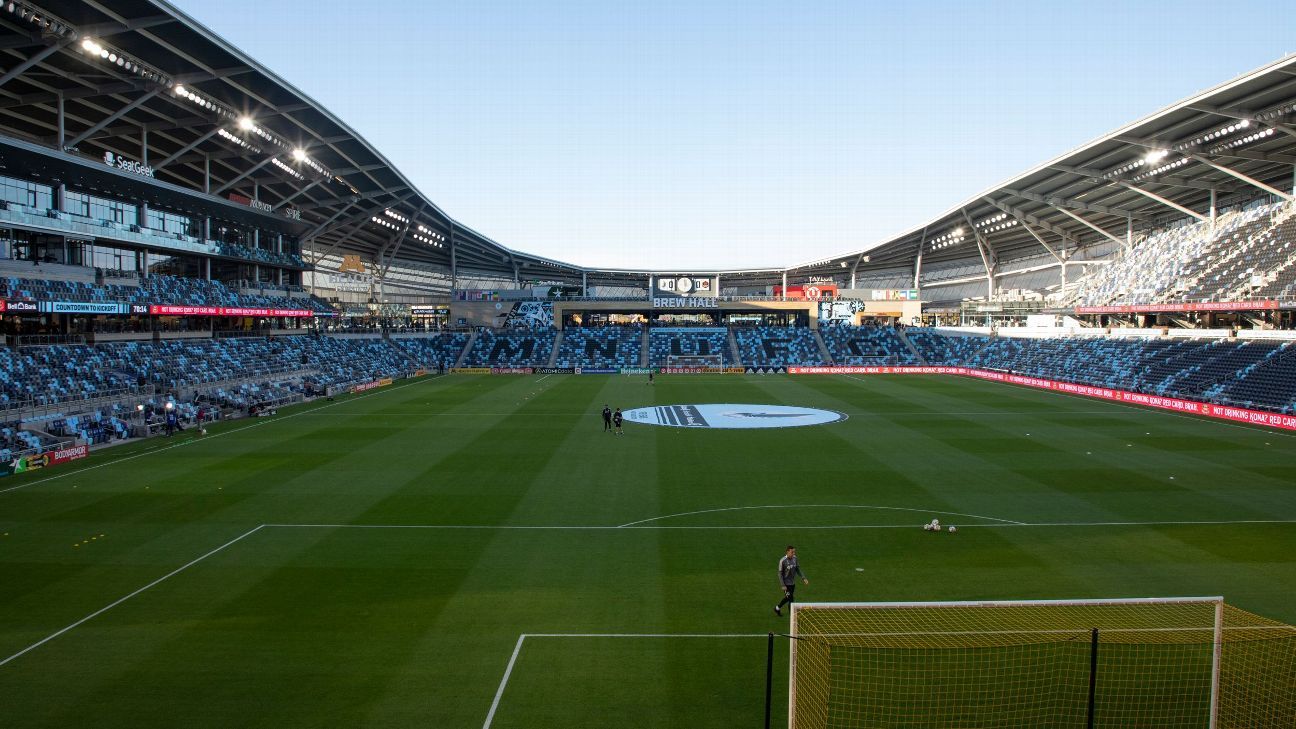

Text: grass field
xmin=1 ymin=372 xmax=1294 ymax=728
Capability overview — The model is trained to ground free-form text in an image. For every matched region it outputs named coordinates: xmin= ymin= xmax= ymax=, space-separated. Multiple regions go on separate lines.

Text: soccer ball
xmin=199 ymin=428 xmax=208 ymax=436
xmin=922 ymin=523 xmax=932 ymax=531
xmin=948 ymin=526 xmax=957 ymax=533
xmin=931 ymin=519 xmax=940 ymax=528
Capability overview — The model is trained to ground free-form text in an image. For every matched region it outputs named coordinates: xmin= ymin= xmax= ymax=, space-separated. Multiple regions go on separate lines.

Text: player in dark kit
xmin=647 ymin=371 xmax=654 ymax=385
xmin=613 ymin=408 xmax=624 ymax=435
xmin=602 ymin=405 xmax=613 ymax=432
xmin=774 ymin=545 xmax=808 ymax=617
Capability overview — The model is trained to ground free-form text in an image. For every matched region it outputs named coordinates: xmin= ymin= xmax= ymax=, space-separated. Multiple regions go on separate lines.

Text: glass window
xmin=0 ymin=175 xmax=52 ymax=210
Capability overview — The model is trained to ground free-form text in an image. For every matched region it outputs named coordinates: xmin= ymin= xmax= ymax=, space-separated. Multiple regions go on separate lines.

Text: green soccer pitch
xmin=1 ymin=373 xmax=1294 ymax=728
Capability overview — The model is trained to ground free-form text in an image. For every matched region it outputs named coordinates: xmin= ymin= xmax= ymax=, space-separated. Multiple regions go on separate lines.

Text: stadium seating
xmin=733 ymin=326 xmax=824 ymax=367
xmin=905 ymin=329 xmax=990 ymax=364
xmin=0 ymin=273 xmax=333 ymax=313
xmin=392 ymin=333 xmax=471 ymax=369
xmin=460 ymin=329 xmax=557 ymax=367
xmin=819 ymin=326 xmax=918 ymax=365
xmin=553 ymin=326 xmax=642 ymax=368
xmin=648 ymin=329 xmax=731 ymax=366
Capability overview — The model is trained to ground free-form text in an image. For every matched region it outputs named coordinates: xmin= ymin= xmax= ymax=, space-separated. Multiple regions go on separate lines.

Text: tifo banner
xmin=787 ymin=366 xmax=1296 ymax=432
xmin=533 ymin=367 xmax=575 ymax=374
xmin=1076 ymin=300 xmax=1280 ymax=314
xmin=150 ymin=305 xmax=315 ymax=318
xmin=451 ymin=368 xmax=491 ymax=374
xmin=350 ymin=378 xmax=393 ymax=394
xmin=490 ymin=367 xmax=534 ymax=375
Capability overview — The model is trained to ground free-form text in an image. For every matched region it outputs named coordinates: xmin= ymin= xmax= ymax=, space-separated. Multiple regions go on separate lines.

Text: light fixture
xmin=292 ymin=148 xmax=307 ymax=162
xmin=238 ymin=116 xmax=255 ymax=131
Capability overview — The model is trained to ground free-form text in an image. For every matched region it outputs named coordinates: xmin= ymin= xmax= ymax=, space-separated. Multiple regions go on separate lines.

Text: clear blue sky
xmin=174 ymin=0 xmax=1294 ymax=271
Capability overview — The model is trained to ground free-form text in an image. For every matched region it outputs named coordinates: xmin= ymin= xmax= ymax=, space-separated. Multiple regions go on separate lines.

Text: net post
xmin=1086 ymin=627 xmax=1099 ymax=729
xmin=764 ymin=632 xmax=774 ymax=729
xmin=1209 ymin=599 xmax=1223 ymax=729
xmin=788 ymin=606 xmax=797 ymax=729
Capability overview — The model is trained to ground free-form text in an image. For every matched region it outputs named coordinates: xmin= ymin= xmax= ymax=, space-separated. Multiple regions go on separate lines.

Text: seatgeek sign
xmin=786 ymin=366 xmax=1296 ymax=432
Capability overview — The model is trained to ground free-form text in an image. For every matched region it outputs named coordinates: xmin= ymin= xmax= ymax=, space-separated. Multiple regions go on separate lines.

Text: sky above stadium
xmin=173 ymin=0 xmax=1295 ymax=271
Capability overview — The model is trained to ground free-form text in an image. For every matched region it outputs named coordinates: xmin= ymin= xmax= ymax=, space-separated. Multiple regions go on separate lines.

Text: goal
xmin=787 ymin=598 xmax=1296 ymax=729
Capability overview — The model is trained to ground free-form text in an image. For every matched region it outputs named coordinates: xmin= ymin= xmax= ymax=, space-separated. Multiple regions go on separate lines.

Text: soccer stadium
xmin=1 ymin=1 xmax=1295 ymax=727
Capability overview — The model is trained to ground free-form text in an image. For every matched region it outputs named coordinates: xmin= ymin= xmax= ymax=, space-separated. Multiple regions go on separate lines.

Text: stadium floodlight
xmin=292 ymin=148 xmax=307 ymax=162
xmin=238 ymin=116 xmax=255 ymax=131
xmin=1144 ymin=149 xmax=1169 ymax=165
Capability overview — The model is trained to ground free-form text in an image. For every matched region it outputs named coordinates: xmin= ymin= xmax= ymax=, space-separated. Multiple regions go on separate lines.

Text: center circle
xmin=623 ymin=404 xmax=846 ymax=429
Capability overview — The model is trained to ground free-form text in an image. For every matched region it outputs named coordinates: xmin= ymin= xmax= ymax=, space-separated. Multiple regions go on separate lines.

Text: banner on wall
xmin=150 ymin=305 xmax=315 ymax=318
xmin=1075 ymin=301 xmax=1281 ymax=314
xmin=0 ymin=444 xmax=88 ymax=477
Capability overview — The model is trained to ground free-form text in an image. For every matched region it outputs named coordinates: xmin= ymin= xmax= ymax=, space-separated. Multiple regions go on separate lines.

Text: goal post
xmin=787 ymin=597 xmax=1296 ymax=729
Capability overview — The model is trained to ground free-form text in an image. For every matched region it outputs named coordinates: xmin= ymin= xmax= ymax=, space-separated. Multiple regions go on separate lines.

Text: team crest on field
xmin=623 ymin=404 xmax=845 ymax=429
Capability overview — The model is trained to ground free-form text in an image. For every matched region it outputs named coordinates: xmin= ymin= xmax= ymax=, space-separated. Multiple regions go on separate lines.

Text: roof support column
xmin=961 ymin=209 xmax=995 ymax=299
xmin=781 ymin=271 xmax=787 ymax=299
xmin=913 ymin=226 xmax=928 ymax=293
xmin=1209 ymin=187 xmax=1217 ymax=228
xmin=1053 ymin=206 xmax=1126 ymax=248
xmin=582 ymin=271 xmax=588 ymax=296
xmin=449 ymin=223 xmax=457 ymax=291
xmin=55 ymin=92 xmax=64 ymax=149
xmin=1189 ymin=154 xmax=1293 ymax=201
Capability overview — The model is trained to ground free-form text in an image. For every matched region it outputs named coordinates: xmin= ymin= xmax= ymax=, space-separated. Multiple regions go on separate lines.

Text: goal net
xmin=788 ymin=598 xmax=1296 ymax=729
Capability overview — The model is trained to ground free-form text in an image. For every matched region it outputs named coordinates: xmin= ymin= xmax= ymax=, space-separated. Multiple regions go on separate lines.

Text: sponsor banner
xmin=660 ymin=367 xmax=729 ymax=374
xmin=787 ymin=366 xmax=1296 ymax=432
xmin=149 ymin=305 xmax=315 ymax=318
xmin=1076 ymin=301 xmax=1279 ymax=314
xmin=619 ymin=367 xmax=655 ymax=375
xmin=723 ymin=367 xmax=746 ymax=374
xmin=787 ymin=366 xmax=966 ymax=375
xmin=0 ymin=443 xmax=88 ymax=478
xmin=744 ymin=367 xmax=788 ymax=374
xmin=41 ymin=302 xmax=126 ymax=315
xmin=624 ymin=403 xmax=846 ymax=429
xmin=579 ymin=368 xmax=618 ymax=374
xmin=534 ymin=367 xmax=575 ymax=375
xmin=652 ymin=297 xmax=720 ymax=308
xmin=490 ymin=367 xmax=534 ymax=375
xmin=350 ymin=377 xmax=394 ymax=394
xmin=870 ymin=289 xmax=920 ymax=301
xmin=4 ymin=300 xmax=38 ymax=313
xmin=775 ymin=284 xmax=839 ymax=301
xmin=413 ymin=369 xmax=429 ymax=377
xmin=451 ymin=367 xmax=491 ymax=374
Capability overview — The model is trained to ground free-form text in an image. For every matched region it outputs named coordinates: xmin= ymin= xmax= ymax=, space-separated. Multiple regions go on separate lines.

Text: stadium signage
xmin=129 ymin=304 xmax=150 ymax=315
xmin=652 ymin=297 xmax=719 ymax=308
xmin=450 ymin=367 xmax=491 ymax=374
xmin=490 ymin=367 xmax=534 ymax=375
xmin=149 ymin=305 xmax=314 ymax=318
xmin=624 ymin=403 xmax=846 ymax=429
xmin=1075 ymin=301 xmax=1280 ymax=314
xmin=0 ymin=443 xmax=88 ymax=478
xmin=351 ymin=378 xmax=394 ymax=394
xmin=619 ymin=367 xmax=654 ymax=375
xmin=4 ymin=300 xmax=37 ymax=313
xmin=786 ymin=366 xmax=1296 ymax=432
xmin=580 ymin=368 xmax=618 ymax=374
xmin=744 ymin=367 xmax=788 ymax=374
xmin=653 ymin=276 xmax=717 ymax=298
xmin=41 ymin=302 xmax=126 ymax=315
xmin=534 ymin=367 xmax=575 ymax=374
xmin=102 ymin=151 xmax=154 ymax=178
xmin=227 ymin=192 xmax=273 ymax=213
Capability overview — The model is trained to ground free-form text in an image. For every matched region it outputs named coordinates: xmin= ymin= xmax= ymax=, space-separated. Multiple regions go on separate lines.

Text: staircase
xmin=896 ymin=328 xmax=926 ymax=364
xmin=812 ymin=329 xmax=833 ymax=364
xmin=453 ymin=331 xmax=477 ymax=369
xmin=727 ymin=328 xmax=742 ymax=366
xmin=641 ymin=329 xmax=650 ymax=367
xmin=548 ymin=331 xmax=564 ymax=367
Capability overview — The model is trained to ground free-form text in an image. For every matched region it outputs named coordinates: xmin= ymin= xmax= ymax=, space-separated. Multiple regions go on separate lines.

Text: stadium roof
xmin=1 ymin=1 xmax=1295 ymax=288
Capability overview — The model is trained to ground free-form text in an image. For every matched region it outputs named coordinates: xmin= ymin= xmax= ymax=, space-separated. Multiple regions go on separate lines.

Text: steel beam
xmin=1116 ymin=181 xmax=1207 ymax=221
xmin=1188 ymin=155 xmax=1294 ymax=201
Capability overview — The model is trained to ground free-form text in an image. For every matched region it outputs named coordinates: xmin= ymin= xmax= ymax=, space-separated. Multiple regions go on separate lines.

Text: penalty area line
xmin=483 ymin=632 xmax=767 ymax=728
xmin=0 ymin=524 xmax=266 ymax=668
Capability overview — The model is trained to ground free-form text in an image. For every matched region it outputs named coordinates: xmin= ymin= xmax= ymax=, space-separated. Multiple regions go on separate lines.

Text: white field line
xmin=618 ymin=504 xmax=1026 ymax=528
xmin=266 ymin=518 xmax=1296 ymax=531
xmin=0 ymin=524 xmax=265 ymax=668
xmin=535 ymin=374 xmax=553 ymax=383
xmin=0 ymin=375 xmax=445 ymax=496
xmin=483 ymin=633 xmax=767 ymax=728
xmin=482 ymin=634 xmax=526 ymax=729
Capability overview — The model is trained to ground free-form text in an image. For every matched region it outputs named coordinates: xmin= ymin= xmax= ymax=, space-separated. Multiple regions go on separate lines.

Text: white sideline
xmin=0 ymin=375 xmax=445 ymax=496
xmin=618 ymin=504 xmax=1026 ymax=528
xmin=0 ymin=524 xmax=265 ymax=667
xmin=482 ymin=633 xmax=767 ymax=729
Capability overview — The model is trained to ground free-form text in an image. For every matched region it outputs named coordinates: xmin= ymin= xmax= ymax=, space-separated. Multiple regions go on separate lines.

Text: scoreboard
xmin=652 ymin=275 xmax=717 ymax=298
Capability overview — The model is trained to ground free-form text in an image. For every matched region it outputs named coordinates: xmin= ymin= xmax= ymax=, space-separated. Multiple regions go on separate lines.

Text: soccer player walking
xmin=613 ymin=407 xmax=624 ymax=435
xmin=774 ymin=545 xmax=808 ymax=617
xmin=602 ymin=404 xmax=612 ymax=432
